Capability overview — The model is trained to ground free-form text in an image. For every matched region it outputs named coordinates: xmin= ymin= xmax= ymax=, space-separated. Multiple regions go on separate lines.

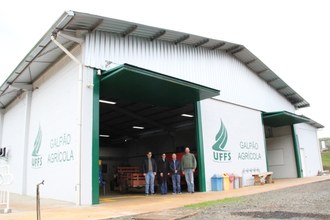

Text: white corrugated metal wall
xmin=84 ymin=31 xmax=295 ymax=113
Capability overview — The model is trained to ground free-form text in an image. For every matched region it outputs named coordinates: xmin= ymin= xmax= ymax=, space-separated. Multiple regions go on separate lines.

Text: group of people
xmin=142 ymin=147 xmax=197 ymax=195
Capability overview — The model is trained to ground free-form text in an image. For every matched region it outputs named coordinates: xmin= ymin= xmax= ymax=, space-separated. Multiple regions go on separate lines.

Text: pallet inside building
xmin=117 ymin=167 xmax=145 ymax=193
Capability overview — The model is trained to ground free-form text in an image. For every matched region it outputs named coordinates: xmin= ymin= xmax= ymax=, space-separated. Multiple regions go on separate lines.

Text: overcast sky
xmin=1 ymin=0 xmax=329 ymax=138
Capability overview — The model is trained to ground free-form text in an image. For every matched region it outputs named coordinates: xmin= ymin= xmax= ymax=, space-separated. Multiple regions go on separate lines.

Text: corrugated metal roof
xmin=306 ymin=118 xmax=324 ymax=129
xmin=0 ymin=10 xmax=310 ymax=109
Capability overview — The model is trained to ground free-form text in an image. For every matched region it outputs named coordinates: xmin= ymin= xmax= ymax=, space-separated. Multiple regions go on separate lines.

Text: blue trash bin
xmin=211 ymin=174 xmax=223 ymax=191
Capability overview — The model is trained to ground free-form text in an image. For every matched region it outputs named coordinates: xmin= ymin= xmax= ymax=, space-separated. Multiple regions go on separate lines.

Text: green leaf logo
xmin=32 ymin=126 xmax=42 ymax=156
xmin=212 ymin=120 xmax=228 ymax=151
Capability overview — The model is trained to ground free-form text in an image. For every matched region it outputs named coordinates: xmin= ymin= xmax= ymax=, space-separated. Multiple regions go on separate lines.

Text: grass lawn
xmin=184 ymin=197 xmax=244 ymax=209
xmin=322 ymin=151 xmax=330 ymax=170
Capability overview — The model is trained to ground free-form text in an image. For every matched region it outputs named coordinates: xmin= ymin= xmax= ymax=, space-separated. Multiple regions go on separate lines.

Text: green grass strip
xmin=322 ymin=151 xmax=330 ymax=170
xmin=184 ymin=197 xmax=244 ymax=209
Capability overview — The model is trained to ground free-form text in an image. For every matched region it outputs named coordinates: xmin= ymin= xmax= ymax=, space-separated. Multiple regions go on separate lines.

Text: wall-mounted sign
xmin=238 ymin=141 xmax=262 ymax=160
xmin=48 ymin=133 xmax=74 ymax=164
xmin=212 ymin=120 xmax=232 ymax=163
xmin=31 ymin=125 xmax=74 ymax=169
xmin=32 ymin=126 xmax=43 ymax=168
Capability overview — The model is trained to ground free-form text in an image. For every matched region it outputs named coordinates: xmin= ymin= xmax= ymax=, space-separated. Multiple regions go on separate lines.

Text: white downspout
xmin=0 ymin=109 xmax=4 ymax=146
xmin=22 ymin=91 xmax=32 ymax=195
xmin=51 ymin=35 xmax=83 ymax=205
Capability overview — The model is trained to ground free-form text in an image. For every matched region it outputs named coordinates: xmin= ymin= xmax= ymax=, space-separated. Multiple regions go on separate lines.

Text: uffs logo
xmin=212 ymin=120 xmax=231 ymax=162
xmin=32 ymin=126 xmax=43 ymax=168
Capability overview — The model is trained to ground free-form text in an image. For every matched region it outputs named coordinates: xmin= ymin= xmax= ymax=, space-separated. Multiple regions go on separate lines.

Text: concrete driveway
xmin=1 ymin=175 xmax=329 ymax=220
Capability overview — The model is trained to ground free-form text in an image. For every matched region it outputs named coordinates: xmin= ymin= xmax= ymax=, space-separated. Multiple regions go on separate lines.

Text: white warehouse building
xmin=0 ymin=11 xmax=324 ymax=205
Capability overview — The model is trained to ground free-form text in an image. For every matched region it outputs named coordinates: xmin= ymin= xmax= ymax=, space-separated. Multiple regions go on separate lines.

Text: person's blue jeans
xmin=160 ymin=178 xmax=168 ymax=194
xmin=172 ymin=174 xmax=181 ymax=193
xmin=184 ymin=169 xmax=194 ymax=193
xmin=145 ymin=171 xmax=155 ymax=194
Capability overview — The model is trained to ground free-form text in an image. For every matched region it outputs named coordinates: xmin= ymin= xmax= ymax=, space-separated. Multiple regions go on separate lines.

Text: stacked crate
xmin=117 ymin=167 xmax=145 ymax=193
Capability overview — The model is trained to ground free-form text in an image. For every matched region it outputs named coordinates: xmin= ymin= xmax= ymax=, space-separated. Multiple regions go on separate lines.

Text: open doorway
xmin=93 ymin=64 xmax=219 ymax=202
xmin=263 ymin=111 xmax=310 ymax=179
xmin=99 ymin=100 xmax=197 ymax=196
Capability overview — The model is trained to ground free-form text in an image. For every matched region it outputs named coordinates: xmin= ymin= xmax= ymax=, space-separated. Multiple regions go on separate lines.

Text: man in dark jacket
xmin=158 ymin=153 xmax=170 ymax=195
xmin=142 ymin=151 xmax=157 ymax=195
xmin=169 ymin=153 xmax=181 ymax=194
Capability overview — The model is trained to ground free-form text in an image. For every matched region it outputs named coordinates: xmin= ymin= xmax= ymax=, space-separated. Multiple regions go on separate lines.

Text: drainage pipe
xmin=51 ymin=35 xmax=83 ymax=205
xmin=36 ymin=180 xmax=44 ymax=220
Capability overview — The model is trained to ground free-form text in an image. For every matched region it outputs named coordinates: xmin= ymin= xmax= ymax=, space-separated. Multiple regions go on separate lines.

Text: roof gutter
xmin=50 ymin=35 xmax=83 ymax=206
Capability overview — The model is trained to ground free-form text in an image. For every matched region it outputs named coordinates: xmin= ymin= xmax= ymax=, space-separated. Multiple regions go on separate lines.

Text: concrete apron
xmin=1 ymin=176 xmax=329 ymax=220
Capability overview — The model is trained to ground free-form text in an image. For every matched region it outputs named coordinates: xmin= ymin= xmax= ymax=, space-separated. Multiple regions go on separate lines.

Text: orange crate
xmin=130 ymin=173 xmax=145 ymax=187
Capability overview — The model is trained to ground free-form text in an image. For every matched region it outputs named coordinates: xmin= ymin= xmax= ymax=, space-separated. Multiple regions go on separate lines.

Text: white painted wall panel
xmin=85 ymin=31 xmax=295 ymax=113
xmin=1 ymin=96 xmax=27 ymax=193
xmin=25 ymin=47 xmax=81 ymax=203
xmin=199 ymin=99 xmax=267 ymax=191
xmin=80 ymin=66 xmax=95 ymax=204
xmin=294 ymin=123 xmax=322 ymax=177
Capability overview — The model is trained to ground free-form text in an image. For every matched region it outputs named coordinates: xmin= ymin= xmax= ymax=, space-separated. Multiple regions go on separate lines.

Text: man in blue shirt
xmin=169 ymin=153 xmax=181 ymax=194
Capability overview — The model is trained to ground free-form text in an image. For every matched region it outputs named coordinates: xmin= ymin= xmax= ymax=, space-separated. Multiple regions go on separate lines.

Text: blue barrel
xmin=211 ymin=175 xmax=223 ymax=191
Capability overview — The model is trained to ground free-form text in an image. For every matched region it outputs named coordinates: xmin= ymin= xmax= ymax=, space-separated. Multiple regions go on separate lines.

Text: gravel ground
xmin=186 ymin=179 xmax=330 ymax=220
xmin=112 ymin=179 xmax=330 ymax=220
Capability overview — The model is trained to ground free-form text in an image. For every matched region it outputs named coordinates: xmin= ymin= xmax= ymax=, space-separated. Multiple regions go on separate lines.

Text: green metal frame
xmin=92 ymin=64 xmax=219 ymax=201
xmin=291 ymin=125 xmax=303 ymax=178
xmin=100 ymin=64 xmax=219 ymax=107
xmin=92 ymin=70 xmax=100 ymax=204
xmin=263 ymin=111 xmax=306 ymax=177
xmin=261 ymin=114 xmax=270 ymax=171
xmin=195 ymin=101 xmax=206 ymax=192
xmin=262 ymin=111 xmax=309 ymax=127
